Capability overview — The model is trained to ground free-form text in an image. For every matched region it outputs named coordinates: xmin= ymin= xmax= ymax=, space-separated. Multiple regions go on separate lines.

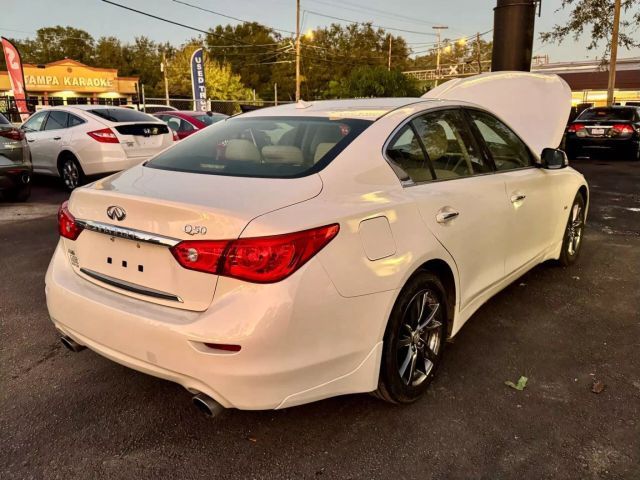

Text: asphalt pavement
xmin=1 ymin=160 xmax=638 ymax=480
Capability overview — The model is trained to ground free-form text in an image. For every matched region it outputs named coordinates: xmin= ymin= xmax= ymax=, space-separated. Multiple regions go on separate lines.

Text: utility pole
xmin=476 ymin=32 xmax=482 ymax=72
xmin=161 ymin=50 xmax=169 ymax=107
xmin=607 ymin=0 xmax=621 ymax=106
xmin=388 ymin=36 xmax=392 ymax=71
xmin=432 ymin=25 xmax=448 ymax=86
xmin=295 ymin=0 xmax=301 ymax=102
xmin=274 ymin=83 xmax=278 ymax=106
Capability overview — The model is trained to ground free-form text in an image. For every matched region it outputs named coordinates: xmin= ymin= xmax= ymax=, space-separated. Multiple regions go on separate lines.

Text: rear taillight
xmin=87 ymin=128 xmax=119 ymax=143
xmin=611 ymin=124 xmax=634 ymax=135
xmin=58 ymin=201 xmax=84 ymax=240
xmin=567 ymin=123 xmax=585 ymax=133
xmin=0 ymin=128 xmax=24 ymax=141
xmin=170 ymin=224 xmax=340 ymax=283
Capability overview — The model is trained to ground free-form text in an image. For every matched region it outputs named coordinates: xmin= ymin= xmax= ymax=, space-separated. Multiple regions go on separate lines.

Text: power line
xmin=100 ymin=0 xmax=278 ymax=48
xmin=171 ymin=0 xmax=296 ymax=35
xmin=304 ymin=10 xmax=437 ymax=36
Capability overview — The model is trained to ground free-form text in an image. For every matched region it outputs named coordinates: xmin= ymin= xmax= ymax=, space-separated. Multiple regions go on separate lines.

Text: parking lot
xmin=1 ymin=159 xmax=638 ymax=479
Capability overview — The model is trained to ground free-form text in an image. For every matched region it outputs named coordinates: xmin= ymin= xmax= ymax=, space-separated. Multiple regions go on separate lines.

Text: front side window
xmin=468 ymin=109 xmax=533 ymax=171
xmin=412 ymin=109 xmax=490 ymax=179
xmin=146 ymin=116 xmax=371 ymax=178
xmin=43 ymin=111 xmax=69 ymax=130
xmin=22 ymin=111 xmax=48 ymax=132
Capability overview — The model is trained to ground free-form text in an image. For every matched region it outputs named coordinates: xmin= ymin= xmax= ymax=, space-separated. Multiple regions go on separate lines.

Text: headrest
xmin=422 ymin=122 xmax=448 ymax=162
xmin=314 ymin=142 xmax=336 ymax=162
xmin=261 ymin=145 xmax=303 ymax=164
xmin=225 ymin=139 xmax=261 ymax=162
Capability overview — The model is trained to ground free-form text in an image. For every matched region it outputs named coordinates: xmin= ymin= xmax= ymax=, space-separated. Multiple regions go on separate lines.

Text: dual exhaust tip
xmin=59 ymin=335 xmax=225 ymax=417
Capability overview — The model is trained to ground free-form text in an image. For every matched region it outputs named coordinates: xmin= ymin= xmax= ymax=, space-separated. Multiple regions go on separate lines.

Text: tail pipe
xmin=60 ymin=335 xmax=86 ymax=353
xmin=192 ymin=393 xmax=225 ymax=418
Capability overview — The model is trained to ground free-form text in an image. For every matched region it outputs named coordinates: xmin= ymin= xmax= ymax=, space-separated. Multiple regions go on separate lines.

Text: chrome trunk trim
xmin=80 ymin=268 xmax=184 ymax=303
xmin=75 ymin=219 xmax=180 ymax=247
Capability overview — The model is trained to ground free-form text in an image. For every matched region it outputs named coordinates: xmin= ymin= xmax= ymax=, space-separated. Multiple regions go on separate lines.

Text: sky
xmin=2 ymin=0 xmax=639 ymax=63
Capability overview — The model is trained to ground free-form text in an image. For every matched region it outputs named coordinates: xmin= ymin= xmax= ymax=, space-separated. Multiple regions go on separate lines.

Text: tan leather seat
xmin=314 ymin=142 xmax=336 ymax=162
xmin=261 ymin=146 xmax=304 ymax=164
xmin=225 ymin=139 xmax=261 ymax=162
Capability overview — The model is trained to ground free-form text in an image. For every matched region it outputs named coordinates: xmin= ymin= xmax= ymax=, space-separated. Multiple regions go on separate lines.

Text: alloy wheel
xmin=397 ymin=289 xmax=443 ymax=387
xmin=566 ymin=201 xmax=584 ymax=256
xmin=62 ymin=160 xmax=80 ymax=190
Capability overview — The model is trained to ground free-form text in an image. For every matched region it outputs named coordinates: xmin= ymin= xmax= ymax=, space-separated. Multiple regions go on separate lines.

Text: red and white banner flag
xmin=1 ymin=37 xmax=30 ymax=122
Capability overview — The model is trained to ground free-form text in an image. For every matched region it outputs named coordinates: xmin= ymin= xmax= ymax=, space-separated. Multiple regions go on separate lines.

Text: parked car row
xmin=0 ymin=106 xmax=227 ymax=201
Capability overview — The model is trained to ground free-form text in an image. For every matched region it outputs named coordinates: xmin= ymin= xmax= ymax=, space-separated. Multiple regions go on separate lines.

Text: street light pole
xmin=161 ymin=50 xmax=169 ymax=107
xmin=432 ymin=25 xmax=448 ymax=86
xmin=607 ymin=0 xmax=622 ymax=106
xmin=295 ymin=0 xmax=301 ymax=102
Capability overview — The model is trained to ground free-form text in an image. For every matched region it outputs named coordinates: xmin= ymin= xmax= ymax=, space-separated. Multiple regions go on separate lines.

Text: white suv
xmin=21 ymin=106 xmax=175 ymax=189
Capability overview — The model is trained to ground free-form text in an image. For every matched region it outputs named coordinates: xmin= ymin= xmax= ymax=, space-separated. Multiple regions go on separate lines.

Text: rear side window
xmin=146 ymin=116 xmax=371 ymax=178
xmin=194 ymin=114 xmax=225 ymax=125
xmin=578 ymin=108 xmax=635 ymax=121
xmin=68 ymin=114 xmax=85 ymax=127
xmin=43 ymin=111 xmax=69 ymax=130
xmin=0 ymin=113 xmax=10 ymax=125
xmin=22 ymin=111 xmax=48 ymax=132
xmin=87 ymin=108 xmax=157 ymax=123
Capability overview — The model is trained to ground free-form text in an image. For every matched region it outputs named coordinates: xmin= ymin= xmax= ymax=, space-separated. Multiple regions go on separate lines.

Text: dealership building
xmin=0 ymin=59 xmax=139 ymax=111
xmin=531 ymin=57 xmax=640 ymax=107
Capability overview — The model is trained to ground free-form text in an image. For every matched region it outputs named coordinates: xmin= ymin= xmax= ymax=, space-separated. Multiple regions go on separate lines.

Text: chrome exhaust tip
xmin=20 ymin=173 xmax=30 ymax=185
xmin=60 ymin=335 xmax=86 ymax=353
xmin=192 ymin=393 xmax=225 ymax=417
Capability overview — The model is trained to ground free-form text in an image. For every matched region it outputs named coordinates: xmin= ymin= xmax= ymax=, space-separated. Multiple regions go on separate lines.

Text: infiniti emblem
xmin=106 ymin=205 xmax=126 ymax=222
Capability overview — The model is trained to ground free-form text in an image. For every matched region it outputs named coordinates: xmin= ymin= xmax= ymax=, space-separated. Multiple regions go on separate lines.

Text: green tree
xmin=540 ymin=0 xmax=640 ymax=57
xmin=15 ymin=26 xmax=95 ymax=65
xmin=205 ymin=23 xmax=282 ymax=100
xmin=165 ymin=44 xmax=254 ymax=100
xmin=334 ymin=66 xmax=421 ymax=98
xmin=410 ymin=38 xmax=493 ymax=70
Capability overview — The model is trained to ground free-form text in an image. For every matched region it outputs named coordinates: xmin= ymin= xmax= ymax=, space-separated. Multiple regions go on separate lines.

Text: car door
xmin=35 ymin=110 xmax=70 ymax=175
xmin=21 ymin=111 xmax=49 ymax=172
xmin=386 ymin=108 xmax=507 ymax=311
xmin=466 ymin=108 xmax=560 ymax=275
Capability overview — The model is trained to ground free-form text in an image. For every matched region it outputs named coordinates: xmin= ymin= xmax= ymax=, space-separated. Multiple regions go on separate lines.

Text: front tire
xmin=59 ymin=155 xmax=84 ymax=191
xmin=558 ymin=193 xmax=586 ymax=266
xmin=375 ymin=272 xmax=448 ymax=404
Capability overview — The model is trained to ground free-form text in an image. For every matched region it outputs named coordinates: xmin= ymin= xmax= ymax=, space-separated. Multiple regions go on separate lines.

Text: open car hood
xmin=423 ymin=72 xmax=572 ymax=156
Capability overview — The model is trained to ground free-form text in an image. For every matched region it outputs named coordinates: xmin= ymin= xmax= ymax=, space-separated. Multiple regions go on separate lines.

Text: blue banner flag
xmin=190 ymin=48 xmax=207 ymax=112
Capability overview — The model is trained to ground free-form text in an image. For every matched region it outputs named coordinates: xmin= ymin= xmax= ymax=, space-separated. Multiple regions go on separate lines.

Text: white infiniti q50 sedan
xmin=46 ymin=73 xmax=588 ymax=414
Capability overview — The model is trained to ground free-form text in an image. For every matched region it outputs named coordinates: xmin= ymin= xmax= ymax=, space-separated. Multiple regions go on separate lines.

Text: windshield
xmin=194 ymin=114 xmax=225 ymax=126
xmin=87 ymin=108 xmax=158 ymax=123
xmin=577 ymin=108 xmax=636 ymax=121
xmin=146 ymin=116 xmax=372 ymax=178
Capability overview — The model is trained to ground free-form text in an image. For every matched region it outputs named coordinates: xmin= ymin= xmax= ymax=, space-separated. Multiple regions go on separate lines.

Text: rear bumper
xmin=45 ymin=240 xmax=393 ymax=410
xmin=0 ymin=163 xmax=31 ymax=191
xmin=565 ymin=136 xmax=639 ymax=153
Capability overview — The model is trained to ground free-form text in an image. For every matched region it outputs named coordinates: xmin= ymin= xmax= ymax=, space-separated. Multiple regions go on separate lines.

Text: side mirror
xmin=540 ymin=148 xmax=568 ymax=170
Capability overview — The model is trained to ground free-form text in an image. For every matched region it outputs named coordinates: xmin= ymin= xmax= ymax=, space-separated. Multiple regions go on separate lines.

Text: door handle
xmin=436 ymin=209 xmax=459 ymax=224
xmin=53 ymin=136 xmax=61 ymax=140
xmin=510 ymin=193 xmax=526 ymax=203
xmin=27 ymin=139 xmax=35 ymax=143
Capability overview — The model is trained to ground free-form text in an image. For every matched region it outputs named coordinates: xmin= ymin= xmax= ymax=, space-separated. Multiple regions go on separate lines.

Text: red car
xmin=154 ymin=111 xmax=228 ymax=140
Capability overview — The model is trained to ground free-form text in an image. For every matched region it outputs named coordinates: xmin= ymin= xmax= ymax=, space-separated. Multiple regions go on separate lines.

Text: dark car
xmin=565 ymin=106 xmax=640 ymax=161
xmin=0 ymin=112 xmax=31 ymax=201
xmin=154 ymin=111 xmax=228 ymax=140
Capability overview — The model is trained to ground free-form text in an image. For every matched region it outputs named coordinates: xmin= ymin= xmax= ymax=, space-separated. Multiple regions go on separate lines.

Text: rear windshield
xmin=0 ymin=112 xmax=9 ymax=125
xmin=194 ymin=114 xmax=225 ymax=126
xmin=87 ymin=108 xmax=157 ymax=123
xmin=146 ymin=116 xmax=372 ymax=178
xmin=577 ymin=108 xmax=636 ymax=121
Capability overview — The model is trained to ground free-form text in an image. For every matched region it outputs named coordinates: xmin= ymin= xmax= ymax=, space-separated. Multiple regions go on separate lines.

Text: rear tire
xmin=558 ymin=193 xmax=586 ymax=267
xmin=374 ymin=271 xmax=448 ymax=404
xmin=59 ymin=155 xmax=85 ymax=191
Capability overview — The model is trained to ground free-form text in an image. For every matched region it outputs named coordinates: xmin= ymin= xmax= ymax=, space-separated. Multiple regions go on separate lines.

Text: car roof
xmin=156 ymin=110 xmax=227 ymax=117
xmin=239 ymin=98 xmax=432 ymax=120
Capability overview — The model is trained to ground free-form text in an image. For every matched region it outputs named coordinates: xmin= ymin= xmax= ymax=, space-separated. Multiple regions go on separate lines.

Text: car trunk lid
xmin=64 ymin=165 xmax=323 ymax=311
xmin=112 ymin=122 xmax=173 ymax=158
